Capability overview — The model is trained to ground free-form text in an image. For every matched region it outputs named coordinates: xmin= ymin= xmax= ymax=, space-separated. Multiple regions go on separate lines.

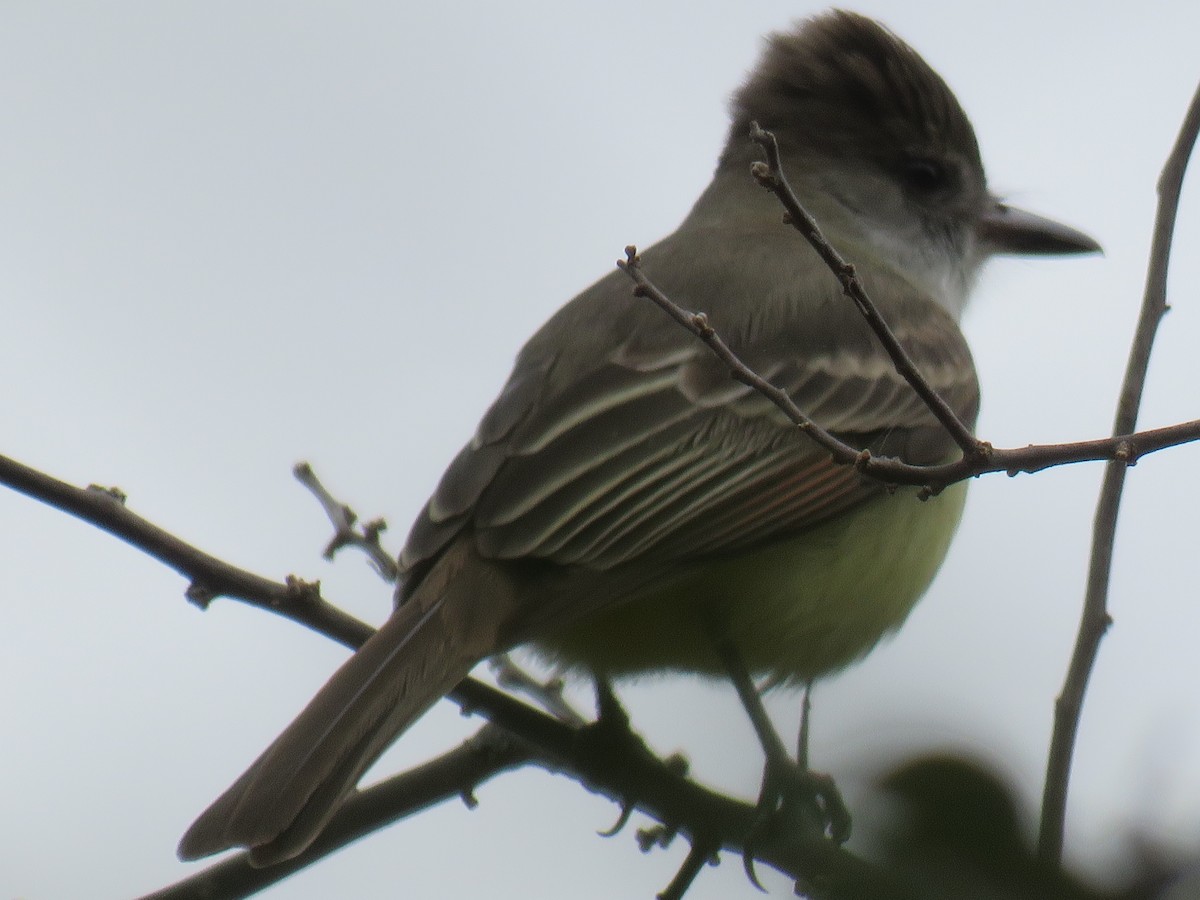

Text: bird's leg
xmin=712 ymin=636 xmax=851 ymax=879
xmin=793 ymin=678 xmax=850 ymax=842
xmin=592 ymin=674 xmax=628 ymax=731
xmin=797 ymin=679 xmax=813 ymax=770
xmin=714 ymin=636 xmax=792 ymax=770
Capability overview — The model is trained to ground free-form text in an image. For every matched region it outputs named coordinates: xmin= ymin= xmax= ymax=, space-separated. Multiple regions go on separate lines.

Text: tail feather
xmin=178 ymin=540 xmax=517 ymax=866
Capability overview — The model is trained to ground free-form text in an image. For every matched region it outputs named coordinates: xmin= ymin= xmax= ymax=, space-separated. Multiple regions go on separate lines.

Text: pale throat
xmin=801 ymin=190 xmax=981 ymax=322
xmin=859 ymin=218 xmax=981 ymax=322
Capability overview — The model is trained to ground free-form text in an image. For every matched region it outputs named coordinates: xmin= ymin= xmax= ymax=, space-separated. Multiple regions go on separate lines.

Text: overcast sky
xmin=3 ymin=2 xmax=1200 ymax=898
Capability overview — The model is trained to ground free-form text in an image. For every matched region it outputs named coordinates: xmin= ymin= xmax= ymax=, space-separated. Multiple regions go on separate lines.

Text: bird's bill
xmin=977 ymin=199 xmax=1102 ymax=256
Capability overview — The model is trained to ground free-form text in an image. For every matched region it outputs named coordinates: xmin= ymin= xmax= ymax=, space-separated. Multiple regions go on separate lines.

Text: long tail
xmin=178 ymin=539 xmax=518 ymax=866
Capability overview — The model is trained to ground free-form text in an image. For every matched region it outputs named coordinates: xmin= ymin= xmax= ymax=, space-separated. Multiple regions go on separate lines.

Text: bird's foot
xmin=755 ymin=754 xmax=851 ymax=843
xmin=740 ymin=754 xmax=850 ymax=889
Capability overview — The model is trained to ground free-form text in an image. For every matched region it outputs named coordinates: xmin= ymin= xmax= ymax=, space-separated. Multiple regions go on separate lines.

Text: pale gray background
xmin=2 ymin=2 xmax=1199 ymax=898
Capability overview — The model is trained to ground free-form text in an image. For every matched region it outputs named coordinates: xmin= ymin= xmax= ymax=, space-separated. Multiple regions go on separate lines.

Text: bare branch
xmin=148 ymin=700 xmax=907 ymax=900
xmin=0 ymin=449 xmax=909 ymax=895
xmin=0 ymin=451 xmax=574 ymax=768
xmin=1038 ymin=77 xmax=1200 ymax=865
xmin=618 ymin=250 xmax=1200 ymax=495
xmin=748 ymin=122 xmax=985 ymax=459
xmin=0 ymin=452 xmax=370 ymax=648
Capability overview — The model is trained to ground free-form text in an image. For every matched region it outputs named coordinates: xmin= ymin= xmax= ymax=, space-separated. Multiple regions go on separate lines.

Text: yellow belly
xmin=531 ymin=482 xmax=967 ymax=684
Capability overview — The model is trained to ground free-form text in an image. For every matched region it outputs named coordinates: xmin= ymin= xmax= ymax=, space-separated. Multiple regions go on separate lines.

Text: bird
xmin=178 ymin=9 xmax=1099 ymax=866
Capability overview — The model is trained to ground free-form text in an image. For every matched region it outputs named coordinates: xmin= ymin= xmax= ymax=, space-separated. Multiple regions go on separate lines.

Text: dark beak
xmin=977 ymin=197 xmax=1102 ymax=256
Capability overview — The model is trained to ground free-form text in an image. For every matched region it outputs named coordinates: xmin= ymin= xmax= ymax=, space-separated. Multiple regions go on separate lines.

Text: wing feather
xmin=398 ymin=226 xmax=980 ymax=594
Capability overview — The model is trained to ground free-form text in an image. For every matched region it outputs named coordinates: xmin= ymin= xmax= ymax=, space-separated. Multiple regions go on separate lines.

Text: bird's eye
xmin=901 ymin=157 xmax=949 ymax=193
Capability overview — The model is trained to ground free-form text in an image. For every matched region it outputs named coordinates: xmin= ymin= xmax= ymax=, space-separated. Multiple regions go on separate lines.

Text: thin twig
xmin=490 ymin=654 xmax=588 ymax=727
xmin=657 ymin=838 xmax=720 ymax=900
xmin=619 ymin=250 xmax=1200 ymax=494
xmin=293 ymin=461 xmax=399 ymax=582
xmin=619 ymin=247 xmax=867 ymax=470
xmin=748 ymin=122 xmax=985 ymax=460
xmin=1037 ymin=78 xmax=1200 ymax=865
